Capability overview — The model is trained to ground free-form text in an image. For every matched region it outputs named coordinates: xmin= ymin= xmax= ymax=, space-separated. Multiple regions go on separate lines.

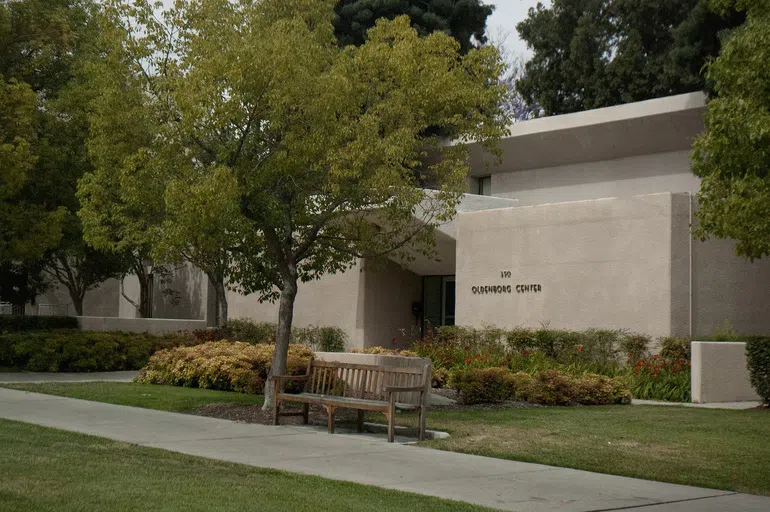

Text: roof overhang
xmin=466 ymin=92 xmax=707 ymax=176
xmin=395 ymin=193 xmax=519 ymax=276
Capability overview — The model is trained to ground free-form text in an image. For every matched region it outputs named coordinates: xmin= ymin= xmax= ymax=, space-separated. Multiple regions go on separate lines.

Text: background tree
xmin=84 ymin=0 xmax=507 ymax=408
xmin=333 ymin=0 xmax=494 ymax=53
xmin=692 ymin=0 xmax=770 ymax=260
xmin=516 ymin=0 xmax=744 ymax=116
xmin=1 ymin=0 xmax=130 ymax=315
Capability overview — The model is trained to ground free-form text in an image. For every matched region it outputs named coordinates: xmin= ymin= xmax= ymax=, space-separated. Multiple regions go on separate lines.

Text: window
xmin=477 ymin=176 xmax=491 ymax=196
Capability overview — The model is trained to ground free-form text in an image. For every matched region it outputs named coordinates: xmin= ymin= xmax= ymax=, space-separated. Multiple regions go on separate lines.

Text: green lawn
xmin=5 ymin=382 xmax=769 ymax=496
xmin=395 ymin=405 xmax=770 ymax=496
xmin=0 ymin=419 xmax=489 ymax=512
xmin=0 ymin=382 xmax=263 ymax=412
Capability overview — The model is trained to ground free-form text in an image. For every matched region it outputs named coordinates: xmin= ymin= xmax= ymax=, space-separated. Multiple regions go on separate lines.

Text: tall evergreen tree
xmin=334 ymin=0 xmax=494 ymax=53
xmin=516 ymin=0 xmax=744 ymax=115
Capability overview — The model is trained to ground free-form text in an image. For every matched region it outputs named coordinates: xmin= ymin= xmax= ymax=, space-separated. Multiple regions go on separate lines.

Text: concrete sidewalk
xmin=1 ymin=388 xmax=767 ymax=512
xmin=0 ymin=370 xmax=138 ymax=383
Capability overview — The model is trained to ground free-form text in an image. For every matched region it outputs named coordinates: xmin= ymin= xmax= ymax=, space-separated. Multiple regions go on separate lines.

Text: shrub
xmin=0 ymin=315 xmax=78 ymax=332
xmin=448 ymin=367 xmax=514 ymax=404
xmin=745 ymin=336 xmax=770 ymax=404
xmin=432 ymin=367 xmax=450 ymax=388
xmin=574 ymin=374 xmax=632 ymax=405
xmin=624 ymin=355 xmax=690 ymax=402
xmin=136 ymin=341 xmax=313 ymax=394
xmin=193 ymin=319 xmax=347 ymax=351
xmin=0 ymin=330 xmax=197 ymax=372
xmin=510 ymin=371 xmax=533 ymax=401
xmin=620 ymin=334 xmax=651 ymax=363
xmin=528 ymin=370 xmax=577 ymax=405
xmin=660 ymin=337 xmax=691 ymax=361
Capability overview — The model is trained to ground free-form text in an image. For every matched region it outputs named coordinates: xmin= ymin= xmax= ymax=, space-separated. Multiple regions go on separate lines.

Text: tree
xmin=515 ymin=0 xmax=744 ymax=116
xmin=82 ymin=0 xmax=508 ymax=408
xmin=1 ymin=0 xmax=130 ymax=314
xmin=692 ymin=0 xmax=770 ymax=261
xmin=333 ymin=0 xmax=494 ymax=53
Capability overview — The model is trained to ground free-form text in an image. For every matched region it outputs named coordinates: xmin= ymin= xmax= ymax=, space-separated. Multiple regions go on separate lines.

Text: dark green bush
xmin=449 ymin=367 xmax=515 ymax=404
xmin=0 ymin=330 xmax=197 ymax=372
xmin=745 ymin=336 xmax=770 ymax=404
xmin=193 ymin=319 xmax=347 ymax=351
xmin=0 ymin=315 xmax=78 ymax=332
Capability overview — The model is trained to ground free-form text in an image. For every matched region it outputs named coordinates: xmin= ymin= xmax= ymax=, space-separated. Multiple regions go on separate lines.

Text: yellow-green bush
xmin=447 ymin=367 xmax=631 ymax=406
xmin=136 ymin=341 xmax=313 ymax=394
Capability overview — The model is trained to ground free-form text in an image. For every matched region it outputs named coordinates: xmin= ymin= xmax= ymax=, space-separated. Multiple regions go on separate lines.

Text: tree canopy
xmin=516 ymin=0 xmax=744 ymax=115
xmin=81 ymin=0 xmax=507 ymax=406
xmin=692 ymin=0 xmax=770 ymax=261
xmin=333 ymin=0 xmax=493 ymax=53
xmin=0 ymin=0 xmax=129 ymax=312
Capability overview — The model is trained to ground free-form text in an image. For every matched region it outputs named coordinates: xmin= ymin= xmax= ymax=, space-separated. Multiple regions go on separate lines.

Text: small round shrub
xmin=432 ymin=367 xmax=450 ymax=388
xmin=448 ymin=367 xmax=514 ymax=404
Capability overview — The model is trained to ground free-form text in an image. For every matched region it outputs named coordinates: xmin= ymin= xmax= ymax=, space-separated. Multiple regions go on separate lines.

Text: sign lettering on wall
xmin=470 ymin=271 xmax=542 ymax=295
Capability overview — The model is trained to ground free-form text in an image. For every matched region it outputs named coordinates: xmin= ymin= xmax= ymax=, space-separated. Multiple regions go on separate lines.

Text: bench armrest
xmin=272 ymin=374 xmax=310 ymax=383
xmin=384 ymin=385 xmax=425 ymax=394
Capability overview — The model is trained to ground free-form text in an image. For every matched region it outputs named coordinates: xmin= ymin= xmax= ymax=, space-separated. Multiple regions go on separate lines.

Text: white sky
xmin=486 ymin=0 xmax=547 ymax=58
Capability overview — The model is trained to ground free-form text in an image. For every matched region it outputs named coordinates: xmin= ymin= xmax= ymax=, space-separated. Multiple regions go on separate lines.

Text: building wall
xmin=488 ymin=150 xmax=700 ymax=207
xmin=455 ymin=193 xmax=677 ymax=336
xmin=226 ymin=259 xmax=421 ymax=349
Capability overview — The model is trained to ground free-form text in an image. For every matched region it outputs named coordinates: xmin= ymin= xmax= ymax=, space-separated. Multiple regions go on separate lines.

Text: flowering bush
xmin=623 ymin=354 xmax=690 ymax=402
xmin=136 ymin=341 xmax=313 ymax=394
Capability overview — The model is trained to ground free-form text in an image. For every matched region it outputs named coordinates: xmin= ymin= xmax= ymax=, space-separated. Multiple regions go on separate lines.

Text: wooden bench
xmin=272 ymin=353 xmax=431 ymax=442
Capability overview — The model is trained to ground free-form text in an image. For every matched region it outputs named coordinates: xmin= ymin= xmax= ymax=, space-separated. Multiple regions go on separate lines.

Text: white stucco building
xmin=37 ymin=91 xmax=770 ymax=347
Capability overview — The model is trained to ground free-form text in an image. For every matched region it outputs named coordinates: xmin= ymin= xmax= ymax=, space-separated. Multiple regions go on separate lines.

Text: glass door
xmin=422 ymin=275 xmax=455 ymax=334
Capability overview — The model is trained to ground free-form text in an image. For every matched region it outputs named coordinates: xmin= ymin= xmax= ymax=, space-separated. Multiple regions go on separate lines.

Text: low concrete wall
xmin=77 ymin=316 xmax=207 ymax=334
xmin=691 ymin=341 xmax=761 ymax=403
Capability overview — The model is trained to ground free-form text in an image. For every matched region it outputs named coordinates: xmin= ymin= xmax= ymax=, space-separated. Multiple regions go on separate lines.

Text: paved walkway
xmin=0 ymin=370 xmax=138 ymax=383
xmin=1 ymin=388 xmax=768 ymax=511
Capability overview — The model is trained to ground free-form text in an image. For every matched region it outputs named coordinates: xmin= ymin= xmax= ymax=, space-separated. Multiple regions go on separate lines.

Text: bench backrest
xmin=309 ymin=352 xmax=431 ymax=406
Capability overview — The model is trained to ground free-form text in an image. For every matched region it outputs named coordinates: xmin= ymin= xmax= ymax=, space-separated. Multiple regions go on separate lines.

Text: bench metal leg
xmin=273 ymin=399 xmax=281 ymax=426
xmin=357 ymin=410 xmax=365 ymax=432
xmin=303 ymin=403 xmax=309 ymax=425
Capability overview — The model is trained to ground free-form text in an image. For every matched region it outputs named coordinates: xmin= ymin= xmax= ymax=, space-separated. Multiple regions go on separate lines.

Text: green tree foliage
xmin=0 ymin=0 xmax=129 ymax=313
xmin=81 ymin=0 xmax=508 ymax=407
xmin=692 ymin=0 xmax=770 ymax=261
xmin=333 ymin=0 xmax=493 ymax=53
xmin=516 ymin=0 xmax=744 ymax=115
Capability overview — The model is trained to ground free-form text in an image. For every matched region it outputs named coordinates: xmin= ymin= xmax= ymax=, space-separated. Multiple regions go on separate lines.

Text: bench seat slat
xmin=276 ymin=392 xmax=420 ymax=411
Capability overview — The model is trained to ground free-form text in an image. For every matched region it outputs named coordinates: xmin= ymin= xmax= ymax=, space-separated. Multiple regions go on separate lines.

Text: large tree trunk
xmin=68 ymin=289 xmax=84 ymax=317
xmin=263 ymin=274 xmax=298 ymax=410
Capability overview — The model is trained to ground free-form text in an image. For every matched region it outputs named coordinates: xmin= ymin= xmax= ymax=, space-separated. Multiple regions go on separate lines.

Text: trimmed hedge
xmin=0 ymin=330 xmax=197 ymax=372
xmin=136 ymin=341 xmax=313 ymax=394
xmin=745 ymin=336 xmax=770 ymax=404
xmin=448 ymin=367 xmax=631 ymax=406
xmin=0 ymin=315 xmax=78 ymax=332
xmin=193 ymin=319 xmax=347 ymax=352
